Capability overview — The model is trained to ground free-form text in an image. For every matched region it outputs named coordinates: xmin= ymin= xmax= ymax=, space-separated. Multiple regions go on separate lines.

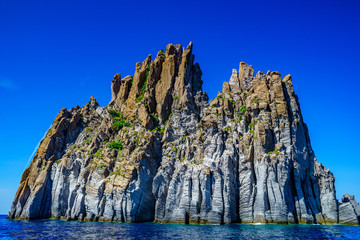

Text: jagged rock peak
xmin=226 ymin=62 xmax=256 ymax=92
xmin=8 ymin=43 xmax=359 ymax=226
xmin=109 ymin=42 xmax=206 ymax=127
xmin=110 ymin=73 xmax=121 ymax=103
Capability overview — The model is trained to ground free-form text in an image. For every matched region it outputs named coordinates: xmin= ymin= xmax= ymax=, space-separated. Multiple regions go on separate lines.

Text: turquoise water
xmin=1 ymin=215 xmax=360 ymax=239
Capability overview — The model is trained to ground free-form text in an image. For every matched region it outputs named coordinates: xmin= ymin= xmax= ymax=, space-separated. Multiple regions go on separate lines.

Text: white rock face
xmin=8 ymin=43 xmax=359 ymax=225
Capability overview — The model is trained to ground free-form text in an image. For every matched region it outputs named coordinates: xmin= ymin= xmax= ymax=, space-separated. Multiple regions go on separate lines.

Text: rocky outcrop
xmin=338 ymin=194 xmax=360 ymax=225
xmin=8 ymin=43 xmax=359 ymax=225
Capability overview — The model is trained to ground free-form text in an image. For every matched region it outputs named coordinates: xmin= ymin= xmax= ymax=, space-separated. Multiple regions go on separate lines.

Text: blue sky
xmin=0 ymin=0 xmax=359 ymax=214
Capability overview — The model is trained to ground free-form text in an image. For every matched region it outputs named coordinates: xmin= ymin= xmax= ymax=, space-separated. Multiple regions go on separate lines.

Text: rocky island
xmin=8 ymin=42 xmax=360 ymax=225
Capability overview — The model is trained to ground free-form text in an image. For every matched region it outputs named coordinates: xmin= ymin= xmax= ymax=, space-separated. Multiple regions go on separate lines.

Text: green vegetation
xmin=248 ymin=122 xmax=255 ymax=129
xmin=224 ymin=126 xmax=232 ymax=131
xmin=108 ymin=110 xmax=120 ymax=118
xmin=136 ymin=81 xmax=147 ymax=102
xmin=85 ymin=136 xmax=91 ymax=144
xmin=150 ymin=113 xmax=159 ymax=123
xmin=158 ymin=49 xmax=165 ymax=59
xmin=237 ymin=105 xmax=247 ymax=118
xmin=55 ymin=159 xmax=62 ymax=164
xmin=136 ymin=65 xmax=151 ymax=102
xmin=96 ymin=164 xmax=105 ymax=169
xmin=94 ymin=149 xmax=104 ymax=159
xmin=250 ymin=129 xmax=254 ymax=134
xmin=174 ymin=95 xmax=178 ymax=101
xmin=108 ymin=110 xmax=131 ymax=130
xmin=268 ymin=149 xmax=280 ymax=155
xmin=239 ymin=105 xmax=246 ymax=112
xmin=150 ymin=113 xmax=159 ymax=131
xmin=217 ymin=94 xmax=225 ymax=100
xmin=108 ymin=141 xmax=123 ymax=150
xmin=113 ymin=167 xmax=127 ymax=178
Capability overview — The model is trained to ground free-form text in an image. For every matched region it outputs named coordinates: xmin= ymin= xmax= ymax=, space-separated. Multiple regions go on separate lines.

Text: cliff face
xmin=9 ymin=43 xmax=360 ymax=225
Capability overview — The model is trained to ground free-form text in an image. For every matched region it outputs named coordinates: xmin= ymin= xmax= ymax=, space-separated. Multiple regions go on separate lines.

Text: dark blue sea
xmin=1 ymin=215 xmax=360 ymax=239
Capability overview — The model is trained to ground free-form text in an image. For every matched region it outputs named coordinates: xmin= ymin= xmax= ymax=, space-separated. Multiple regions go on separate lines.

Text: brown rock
xmin=111 ymin=73 xmax=121 ymax=103
xmin=239 ymin=62 xmax=255 ymax=90
xmin=229 ymin=69 xmax=240 ymax=92
xmin=115 ymin=75 xmax=133 ymax=108
xmin=222 ymin=81 xmax=230 ymax=94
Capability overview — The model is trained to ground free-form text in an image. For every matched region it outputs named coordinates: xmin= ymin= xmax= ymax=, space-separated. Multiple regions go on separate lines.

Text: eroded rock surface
xmin=8 ymin=43 xmax=359 ymax=225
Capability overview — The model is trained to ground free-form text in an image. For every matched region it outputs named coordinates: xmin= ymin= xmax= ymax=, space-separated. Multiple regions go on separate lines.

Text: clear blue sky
xmin=0 ymin=0 xmax=359 ymax=214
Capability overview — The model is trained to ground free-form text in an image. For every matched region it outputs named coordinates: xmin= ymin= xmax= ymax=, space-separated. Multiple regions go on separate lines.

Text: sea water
xmin=1 ymin=215 xmax=360 ymax=239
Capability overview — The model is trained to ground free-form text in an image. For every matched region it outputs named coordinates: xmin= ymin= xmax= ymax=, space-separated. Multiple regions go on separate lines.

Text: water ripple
xmin=1 ymin=216 xmax=359 ymax=240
